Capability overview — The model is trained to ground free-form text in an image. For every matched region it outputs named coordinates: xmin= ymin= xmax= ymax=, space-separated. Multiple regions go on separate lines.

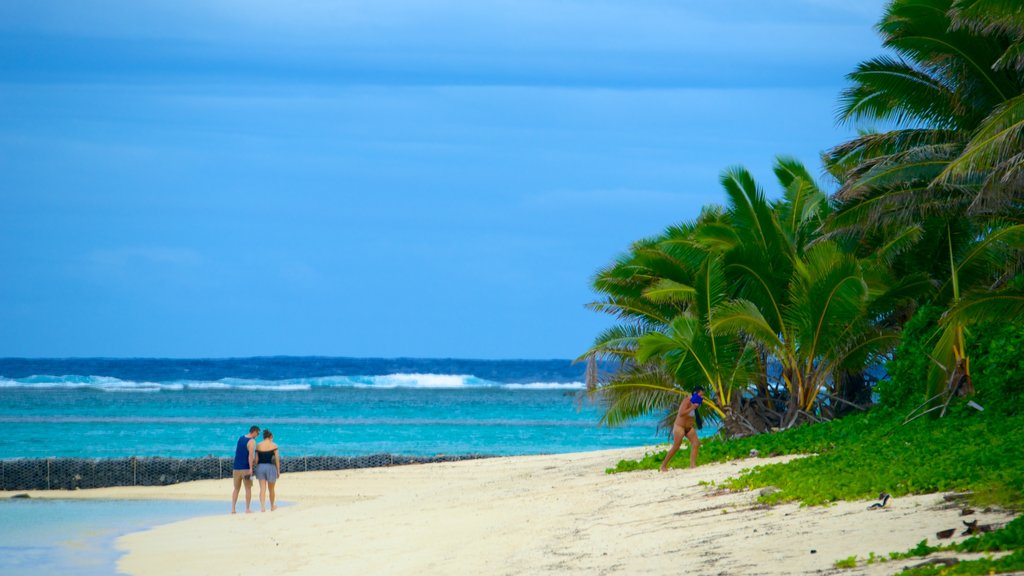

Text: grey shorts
xmin=255 ymin=463 xmax=279 ymax=483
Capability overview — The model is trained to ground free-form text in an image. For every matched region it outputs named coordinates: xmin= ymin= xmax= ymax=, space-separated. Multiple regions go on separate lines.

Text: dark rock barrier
xmin=0 ymin=454 xmax=494 ymax=491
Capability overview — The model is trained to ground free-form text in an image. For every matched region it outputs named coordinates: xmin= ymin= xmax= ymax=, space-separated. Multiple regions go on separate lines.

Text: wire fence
xmin=0 ymin=454 xmax=493 ymax=491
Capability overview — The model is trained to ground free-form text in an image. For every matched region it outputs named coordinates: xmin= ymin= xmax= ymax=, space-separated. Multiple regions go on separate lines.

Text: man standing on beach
xmin=231 ymin=425 xmax=260 ymax=514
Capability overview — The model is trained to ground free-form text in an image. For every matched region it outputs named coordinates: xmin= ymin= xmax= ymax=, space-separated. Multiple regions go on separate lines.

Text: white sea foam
xmin=0 ymin=373 xmax=580 ymax=391
xmin=235 ymin=384 xmax=312 ymax=391
xmin=361 ymin=373 xmax=483 ymax=388
xmin=502 ymin=381 xmax=585 ymax=390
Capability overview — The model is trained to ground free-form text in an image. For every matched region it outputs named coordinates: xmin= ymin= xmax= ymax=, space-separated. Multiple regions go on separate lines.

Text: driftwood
xmin=961 ymin=519 xmax=999 ymax=536
xmin=911 ymin=558 xmax=959 ymax=569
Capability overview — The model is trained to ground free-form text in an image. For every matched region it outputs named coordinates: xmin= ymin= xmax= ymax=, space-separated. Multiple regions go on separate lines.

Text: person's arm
xmin=275 ymin=448 xmax=281 ymax=476
xmin=247 ymin=439 xmax=256 ymax=473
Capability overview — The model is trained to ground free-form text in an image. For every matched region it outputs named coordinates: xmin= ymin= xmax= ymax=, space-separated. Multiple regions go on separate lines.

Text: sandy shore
xmin=6 ymin=446 xmax=1017 ymax=575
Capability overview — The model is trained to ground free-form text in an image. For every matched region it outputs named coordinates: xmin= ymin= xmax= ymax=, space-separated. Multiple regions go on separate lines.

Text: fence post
xmin=46 ymin=458 xmax=51 ymax=490
xmin=132 ymin=457 xmax=138 ymax=486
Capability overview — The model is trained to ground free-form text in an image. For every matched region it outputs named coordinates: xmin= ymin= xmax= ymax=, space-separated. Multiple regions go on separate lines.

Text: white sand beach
xmin=7 ymin=447 xmax=1017 ymax=576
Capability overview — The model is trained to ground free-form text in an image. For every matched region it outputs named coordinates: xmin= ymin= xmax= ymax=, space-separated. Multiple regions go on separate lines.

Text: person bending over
xmin=660 ymin=387 xmax=705 ymax=471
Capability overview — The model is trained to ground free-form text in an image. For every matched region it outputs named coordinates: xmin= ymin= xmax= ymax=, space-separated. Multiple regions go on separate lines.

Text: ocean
xmin=0 ymin=357 xmax=663 ymax=460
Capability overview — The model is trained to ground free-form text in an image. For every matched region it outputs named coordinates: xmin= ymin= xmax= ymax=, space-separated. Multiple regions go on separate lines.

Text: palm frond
xmin=837 ymin=55 xmax=962 ymax=128
xmin=937 ymin=94 xmax=1024 ymax=212
xmin=710 ymin=299 xmax=784 ymax=351
xmin=943 ymin=285 xmax=1024 ymax=327
xmin=642 ymin=279 xmax=697 ymax=305
xmin=594 ymin=365 xmax=681 ymax=427
xmin=824 ymin=129 xmax=959 ymax=181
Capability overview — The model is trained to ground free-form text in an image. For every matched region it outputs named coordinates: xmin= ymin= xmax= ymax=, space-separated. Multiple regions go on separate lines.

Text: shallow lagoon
xmin=0 ymin=499 xmax=223 ymax=575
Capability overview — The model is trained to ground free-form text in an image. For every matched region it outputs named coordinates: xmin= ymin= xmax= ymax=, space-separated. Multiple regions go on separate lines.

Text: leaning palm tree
xmin=634 ymin=245 xmax=759 ymax=435
xmin=582 ymin=212 xmax=734 ymax=430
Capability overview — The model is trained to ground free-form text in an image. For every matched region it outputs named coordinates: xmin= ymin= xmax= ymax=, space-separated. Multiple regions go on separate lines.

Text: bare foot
xmin=231 ymin=510 xmax=236 ymax=514
xmin=659 ymin=466 xmax=668 ymax=473
xmin=271 ymin=505 xmax=277 ymax=511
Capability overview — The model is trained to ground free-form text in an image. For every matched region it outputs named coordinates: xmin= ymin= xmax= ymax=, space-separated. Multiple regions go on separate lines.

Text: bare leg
xmin=660 ymin=425 xmax=685 ymax=472
xmin=687 ymin=428 xmax=701 ymax=468
xmin=231 ymin=475 xmax=241 ymax=514
xmin=244 ymin=478 xmax=253 ymax=513
xmin=258 ymin=479 xmax=268 ymax=512
xmin=268 ymin=482 xmax=277 ymax=511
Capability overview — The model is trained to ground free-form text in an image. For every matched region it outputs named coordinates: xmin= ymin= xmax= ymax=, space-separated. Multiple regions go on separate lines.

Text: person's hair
xmin=263 ymin=429 xmax=273 ymax=440
xmin=249 ymin=426 xmax=260 ymax=434
xmin=692 ymin=386 xmax=704 ymax=394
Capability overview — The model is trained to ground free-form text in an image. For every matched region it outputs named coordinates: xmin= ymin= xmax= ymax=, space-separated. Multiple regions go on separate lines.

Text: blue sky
xmin=0 ymin=0 xmax=888 ymax=359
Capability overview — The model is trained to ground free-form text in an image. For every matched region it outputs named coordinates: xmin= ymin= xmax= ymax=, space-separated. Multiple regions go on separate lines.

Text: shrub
xmin=876 ymin=305 xmax=943 ymax=410
xmin=969 ymin=321 xmax=1024 ymax=416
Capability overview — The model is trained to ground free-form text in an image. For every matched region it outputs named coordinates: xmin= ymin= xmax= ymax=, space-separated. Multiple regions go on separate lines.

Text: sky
xmin=0 ymin=0 xmax=889 ymax=359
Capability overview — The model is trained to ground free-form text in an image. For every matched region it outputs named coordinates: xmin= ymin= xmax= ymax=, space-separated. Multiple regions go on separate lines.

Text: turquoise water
xmin=0 ymin=499 xmax=224 ymax=575
xmin=0 ymin=358 xmax=669 ymax=575
xmin=0 ymin=358 xmax=665 ymax=458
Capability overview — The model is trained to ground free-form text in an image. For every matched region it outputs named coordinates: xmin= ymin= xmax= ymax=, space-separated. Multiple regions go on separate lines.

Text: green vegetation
xmin=582 ymin=0 xmax=1024 ymax=446
xmin=834 ymin=556 xmax=858 ymax=569
xmin=899 ymin=552 xmax=1024 ymax=576
xmin=608 ymin=409 xmax=1024 ymax=509
xmin=587 ymin=1 xmax=1024 ymax=572
xmin=834 ymin=517 xmax=1024 ymax=574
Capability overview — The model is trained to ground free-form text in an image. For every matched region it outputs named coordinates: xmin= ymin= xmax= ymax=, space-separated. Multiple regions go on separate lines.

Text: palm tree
xmin=710 ymin=165 xmax=899 ymax=427
xmin=940 ymin=1 xmax=1024 ymax=211
xmin=826 ymin=0 xmax=1023 ymax=214
xmin=824 ymin=0 xmax=1024 ymax=410
xmin=584 ymin=159 xmax=899 ymax=434
xmin=582 ymin=212 xmax=735 ymax=430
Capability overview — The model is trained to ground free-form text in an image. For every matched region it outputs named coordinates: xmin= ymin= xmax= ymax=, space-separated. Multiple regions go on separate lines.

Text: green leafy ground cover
xmin=608 ymin=408 xmax=1024 ymax=572
xmin=609 ymin=408 xmax=1023 ymax=508
xmin=829 ymin=516 xmax=1024 ymax=574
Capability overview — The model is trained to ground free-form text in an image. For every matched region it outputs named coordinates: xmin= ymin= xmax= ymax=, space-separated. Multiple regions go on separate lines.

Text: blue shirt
xmin=233 ymin=435 xmax=252 ymax=470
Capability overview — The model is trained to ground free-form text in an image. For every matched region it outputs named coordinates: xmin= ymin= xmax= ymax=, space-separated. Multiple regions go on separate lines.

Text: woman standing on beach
xmin=254 ymin=429 xmax=281 ymax=512
xmin=660 ymin=387 xmax=704 ymax=471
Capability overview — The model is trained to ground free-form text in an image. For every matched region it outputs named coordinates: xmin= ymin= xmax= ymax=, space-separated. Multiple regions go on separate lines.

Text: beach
xmin=7 ymin=446 xmax=1016 ymax=575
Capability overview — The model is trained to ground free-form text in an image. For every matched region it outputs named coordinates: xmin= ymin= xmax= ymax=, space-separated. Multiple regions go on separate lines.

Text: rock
xmin=759 ymin=487 xmax=781 ymax=497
